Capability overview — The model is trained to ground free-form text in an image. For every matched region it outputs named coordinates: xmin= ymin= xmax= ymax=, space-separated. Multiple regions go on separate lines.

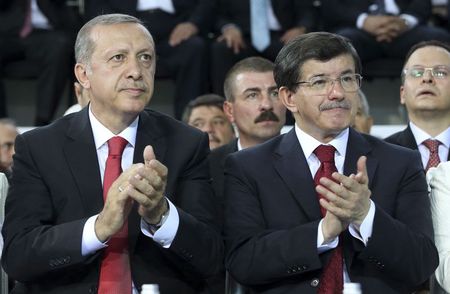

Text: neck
xmin=91 ymin=107 xmax=137 ymax=134
xmin=239 ymin=135 xmax=273 ymax=149
xmin=410 ymin=111 xmax=450 ymax=137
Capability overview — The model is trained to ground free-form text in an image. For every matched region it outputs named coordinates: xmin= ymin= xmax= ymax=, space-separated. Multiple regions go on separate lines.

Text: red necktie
xmin=423 ymin=139 xmax=441 ymax=172
xmin=314 ymin=145 xmax=343 ymax=294
xmin=98 ymin=136 xmax=132 ymax=294
xmin=20 ymin=0 xmax=33 ymax=38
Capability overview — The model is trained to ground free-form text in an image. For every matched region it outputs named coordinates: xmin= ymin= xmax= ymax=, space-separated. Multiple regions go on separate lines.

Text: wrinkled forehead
xmin=406 ymin=46 xmax=450 ymax=68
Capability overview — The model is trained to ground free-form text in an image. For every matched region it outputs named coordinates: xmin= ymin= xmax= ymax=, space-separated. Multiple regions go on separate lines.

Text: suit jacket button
xmin=311 ymin=278 xmax=319 ymax=287
xmin=287 ymin=269 xmax=292 ymax=274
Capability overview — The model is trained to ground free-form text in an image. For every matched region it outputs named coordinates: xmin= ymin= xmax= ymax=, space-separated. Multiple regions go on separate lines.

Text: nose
xmin=202 ymin=121 xmax=215 ymax=134
xmin=421 ymin=69 xmax=434 ymax=84
xmin=328 ymin=79 xmax=345 ymax=100
xmin=259 ymin=93 xmax=274 ymax=111
xmin=126 ymin=57 xmax=143 ymax=80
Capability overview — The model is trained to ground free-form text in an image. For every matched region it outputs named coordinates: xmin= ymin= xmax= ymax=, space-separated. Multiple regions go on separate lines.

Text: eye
xmin=140 ymin=54 xmax=152 ymax=62
xmin=270 ymin=90 xmax=279 ymax=98
xmin=246 ymin=92 xmax=258 ymax=100
xmin=341 ymin=75 xmax=356 ymax=83
xmin=410 ymin=68 xmax=424 ymax=78
xmin=310 ymin=78 xmax=327 ymax=88
xmin=433 ymin=67 xmax=449 ymax=78
xmin=111 ymin=54 xmax=125 ymax=62
xmin=212 ymin=118 xmax=226 ymax=126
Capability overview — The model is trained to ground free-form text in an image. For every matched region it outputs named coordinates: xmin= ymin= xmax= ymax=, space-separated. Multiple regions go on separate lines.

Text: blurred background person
xmin=0 ymin=0 xmax=80 ymax=125
xmin=182 ymin=93 xmax=235 ymax=150
xmin=64 ymin=81 xmax=91 ymax=116
xmin=210 ymin=0 xmax=316 ymax=96
xmin=427 ymin=161 xmax=450 ymax=294
xmin=386 ymin=40 xmax=450 ymax=172
xmin=353 ymin=89 xmax=373 ymax=134
xmin=0 ymin=118 xmax=18 ymax=181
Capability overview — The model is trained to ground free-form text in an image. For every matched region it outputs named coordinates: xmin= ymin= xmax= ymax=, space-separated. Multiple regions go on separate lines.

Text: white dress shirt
xmin=356 ymin=0 xmax=418 ymax=29
xmin=294 ymin=125 xmax=375 ymax=282
xmin=427 ymin=162 xmax=450 ymax=293
xmin=31 ymin=0 xmax=52 ymax=29
xmin=137 ymin=0 xmax=175 ymax=14
xmin=410 ymin=122 xmax=450 ymax=170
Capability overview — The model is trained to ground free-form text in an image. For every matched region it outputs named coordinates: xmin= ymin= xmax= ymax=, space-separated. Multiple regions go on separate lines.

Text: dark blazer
xmin=385 ymin=125 xmax=450 ymax=162
xmin=215 ymin=0 xmax=316 ymax=36
xmin=1 ymin=108 xmax=223 ymax=294
xmin=209 ymin=139 xmax=238 ymax=215
xmin=224 ymin=128 xmax=438 ymax=293
xmin=85 ymin=0 xmax=215 ymax=37
xmin=0 ymin=0 xmax=80 ymax=36
xmin=322 ymin=0 xmax=431 ymax=29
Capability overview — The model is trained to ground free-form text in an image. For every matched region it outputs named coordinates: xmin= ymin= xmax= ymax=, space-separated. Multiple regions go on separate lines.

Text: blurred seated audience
xmin=0 ymin=0 xmax=80 ymax=125
xmin=85 ymin=0 xmax=214 ymax=120
xmin=210 ymin=0 xmax=316 ymax=96
xmin=64 ymin=81 xmax=91 ymax=116
xmin=353 ymin=89 xmax=373 ymax=134
xmin=0 ymin=118 xmax=18 ymax=181
xmin=182 ymin=94 xmax=235 ymax=150
xmin=321 ymin=0 xmax=450 ymax=65
xmin=427 ymin=162 xmax=450 ymax=294
xmin=431 ymin=0 xmax=449 ymax=30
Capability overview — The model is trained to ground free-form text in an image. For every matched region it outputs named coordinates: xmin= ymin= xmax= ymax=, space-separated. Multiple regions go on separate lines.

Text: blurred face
xmin=400 ymin=46 xmax=450 ymax=117
xmin=75 ymin=22 xmax=155 ymax=124
xmin=188 ymin=105 xmax=235 ymax=149
xmin=224 ymin=71 xmax=286 ymax=146
xmin=353 ymin=103 xmax=373 ymax=134
xmin=0 ymin=124 xmax=18 ymax=171
xmin=279 ymin=54 xmax=358 ymax=142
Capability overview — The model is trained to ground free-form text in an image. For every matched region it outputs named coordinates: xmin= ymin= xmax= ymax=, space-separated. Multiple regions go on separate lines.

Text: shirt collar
xmin=294 ymin=124 xmax=349 ymax=159
xmin=89 ymin=106 xmax=139 ymax=149
xmin=409 ymin=121 xmax=450 ymax=148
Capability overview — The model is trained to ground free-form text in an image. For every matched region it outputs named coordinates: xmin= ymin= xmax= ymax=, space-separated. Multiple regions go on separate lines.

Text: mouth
xmin=416 ymin=89 xmax=436 ymax=97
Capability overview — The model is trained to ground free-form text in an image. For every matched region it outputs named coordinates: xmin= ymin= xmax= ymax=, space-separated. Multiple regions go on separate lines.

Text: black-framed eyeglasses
xmin=403 ymin=65 xmax=450 ymax=79
xmin=295 ymin=73 xmax=363 ymax=95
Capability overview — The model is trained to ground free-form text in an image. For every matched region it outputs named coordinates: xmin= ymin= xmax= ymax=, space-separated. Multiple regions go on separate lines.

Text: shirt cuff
xmin=349 ymin=199 xmax=375 ymax=245
xmin=357 ymin=13 xmax=368 ymax=29
xmin=400 ymin=14 xmax=418 ymax=29
xmin=141 ymin=198 xmax=179 ymax=248
xmin=81 ymin=214 xmax=107 ymax=256
xmin=317 ymin=219 xmax=339 ymax=254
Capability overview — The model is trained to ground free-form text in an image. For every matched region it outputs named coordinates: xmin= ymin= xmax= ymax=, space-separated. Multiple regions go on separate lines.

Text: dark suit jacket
xmin=385 ymin=125 xmax=450 ymax=162
xmin=85 ymin=0 xmax=215 ymax=37
xmin=322 ymin=0 xmax=431 ymax=30
xmin=215 ymin=0 xmax=316 ymax=36
xmin=224 ymin=128 xmax=438 ymax=293
xmin=1 ymin=108 xmax=223 ymax=294
xmin=0 ymin=0 xmax=80 ymax=37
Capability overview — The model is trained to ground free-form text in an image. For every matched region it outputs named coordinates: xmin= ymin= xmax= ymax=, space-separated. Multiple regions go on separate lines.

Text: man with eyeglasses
xmin=386 ymin=40 xmax=450 ymax=173
xmin=223 ymin=32 xmax=437 ymax=293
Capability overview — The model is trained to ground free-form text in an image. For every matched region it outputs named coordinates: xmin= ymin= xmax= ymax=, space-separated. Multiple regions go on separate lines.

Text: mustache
xmin=319 ymin=100 xmax=352 ymax=111
xmin=254 ymin=110 xmax=280 ymax=123
xmin=119 ymin=82 xmax=148 ymax=91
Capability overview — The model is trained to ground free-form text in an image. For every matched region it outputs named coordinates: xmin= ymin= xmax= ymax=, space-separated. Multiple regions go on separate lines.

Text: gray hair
xmin=357 ymin=89 xmax=370 ymax=116
xmin=75 ymin=14 xmax=146 ymax=64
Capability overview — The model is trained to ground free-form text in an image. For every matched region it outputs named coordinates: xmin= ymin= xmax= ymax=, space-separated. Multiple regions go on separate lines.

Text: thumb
xmin=143 ymin=145 xmax=155 ymax=168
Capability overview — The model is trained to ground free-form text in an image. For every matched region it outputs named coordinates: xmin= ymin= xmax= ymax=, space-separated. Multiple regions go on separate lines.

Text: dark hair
xmin=182 ymin=94 xmax=226 ymax=123
xmin=401 ymin=40 xmax=450 ymax=84
xmin=274 ymin=32 xmax=361 ymax=92
xmin=224 ymin=57 xmax=274 ymax=102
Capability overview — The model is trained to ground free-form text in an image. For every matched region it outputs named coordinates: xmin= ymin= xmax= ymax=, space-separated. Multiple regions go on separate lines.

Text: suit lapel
xmin=129 ymin=110 xmax=167 ymax=251
xmin=64 ymin=108 xmax=104 ymax=217
xmin=399 ymin=126 xmax=418 ymax=150
xmin=273 ymin=130 xmax=322 ymax=221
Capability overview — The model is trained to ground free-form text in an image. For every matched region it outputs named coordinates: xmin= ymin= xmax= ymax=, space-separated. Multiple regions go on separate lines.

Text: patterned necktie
xmin=313 ymin=145 xmax=343 ymax=294
xmin=423 ymin=139 xmax=441 ymax=172
xmin=98 ymin=136 xmax=132 ymax=294
xmin=250 ymin=0 xmax=270 ymax=52
xmin=20 ymin=0 xmax=33 ymax=38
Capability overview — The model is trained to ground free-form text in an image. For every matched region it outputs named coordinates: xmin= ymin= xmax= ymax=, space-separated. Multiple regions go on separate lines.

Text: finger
xmin=319 ymin=198 xmax=348 ymax=220
xmin=355 ymin=156 xmax=369 ymax=185
xmin=144 ymin=145 xmax=156 ymax=168
xmin=316 ymin=184 xmax=346 ymax=207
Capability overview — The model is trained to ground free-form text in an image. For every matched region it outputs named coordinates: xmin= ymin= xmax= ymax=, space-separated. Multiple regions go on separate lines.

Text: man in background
xmin=385 ymin=40 xmax=450 ymax=172
xmin=353 ymin=89 xmax=373 ymax=134
xmin=0 ymin=118 xmax=18 ymax=181
xmin=182 ymin=94 xmax=235 ymax=150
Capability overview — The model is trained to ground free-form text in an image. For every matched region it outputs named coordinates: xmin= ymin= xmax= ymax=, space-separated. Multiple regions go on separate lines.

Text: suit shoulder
xmin=384 ymin=130 xmax=403 ymax=145
xmin=229 ymin=134 xmax=283 ymax=162
xmin=363 ymin=133 xmax=420 ymax=158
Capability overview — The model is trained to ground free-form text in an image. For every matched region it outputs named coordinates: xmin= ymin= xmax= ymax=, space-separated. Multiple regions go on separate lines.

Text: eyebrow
xmin=307 ymin=69 xmax=354 ymax=79
xmin=244 ymin=87 xmax=262 ymax=93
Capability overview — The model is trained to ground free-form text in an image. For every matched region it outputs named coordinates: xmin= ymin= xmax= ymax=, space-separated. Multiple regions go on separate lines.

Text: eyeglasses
xmin=295 ymin=73 xmax=362 ymax=95
xmin=403 ymin=65 xmax=450 ymax=79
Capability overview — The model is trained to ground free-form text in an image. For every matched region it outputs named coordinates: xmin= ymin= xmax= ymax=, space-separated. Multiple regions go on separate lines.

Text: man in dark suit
xmin=224 ymin=32 xmax=438 ymax=293
xmin=85 ymin=0 xmax=214 ymax=120
xmin=1 ymin=14 xmax=222 ymax=294
xmin=321 ymin=0 xmax=450 ymax=63
xmin=210 ymin=0 xmax=316 ymax=95
xmin=386 ymin=40 xmax=450 ymax=172
xmin=0 ymin=0 xmax=80 ymax=125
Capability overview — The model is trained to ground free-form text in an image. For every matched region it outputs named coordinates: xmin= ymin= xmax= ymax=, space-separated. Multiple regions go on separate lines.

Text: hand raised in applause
xmin=317 ymin=156 xmax=371 ymax=231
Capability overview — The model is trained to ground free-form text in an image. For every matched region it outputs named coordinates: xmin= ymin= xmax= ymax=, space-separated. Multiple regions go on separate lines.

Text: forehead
xmin=90 ymin=23 xmax=154 ymax=54
xmin=190 ymin=105 xmax=225 ymax=119
xmin=406 ymin=46 xmax=450 ymax=67
xmin=234 ymin=71 xmax=275 ymax=90
xmin=300 ymin=54 xmax=356 ymax=78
